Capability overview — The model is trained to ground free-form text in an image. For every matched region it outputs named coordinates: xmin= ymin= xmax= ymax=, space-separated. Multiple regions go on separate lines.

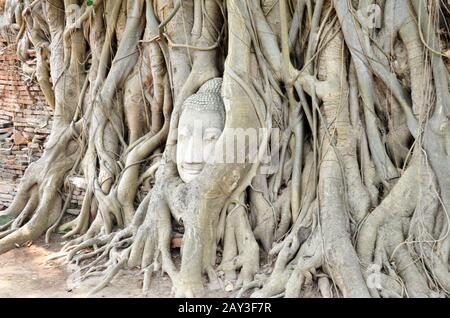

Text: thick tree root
xmin=2 ymin=0 xmax=450 ymax=300
xmin=0 ymin=126 xmax=80 ymax=254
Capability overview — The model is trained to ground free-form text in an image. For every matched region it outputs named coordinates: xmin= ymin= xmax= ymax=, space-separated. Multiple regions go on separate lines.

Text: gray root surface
xmin=1 ymin=0 xmax=450 ymax=298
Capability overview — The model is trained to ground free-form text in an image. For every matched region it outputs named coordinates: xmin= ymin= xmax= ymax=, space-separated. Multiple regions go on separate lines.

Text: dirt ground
xmin=0 ymin=235 xmax=233 ymax=298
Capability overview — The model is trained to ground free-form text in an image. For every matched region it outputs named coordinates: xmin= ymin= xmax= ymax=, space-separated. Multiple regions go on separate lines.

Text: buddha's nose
xmin=184 ymin=136 xmax=203 ymax=164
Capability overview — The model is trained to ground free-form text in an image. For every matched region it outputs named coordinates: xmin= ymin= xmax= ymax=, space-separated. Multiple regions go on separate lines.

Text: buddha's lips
xmin=181 ymin=164 xmax=204 ymax=173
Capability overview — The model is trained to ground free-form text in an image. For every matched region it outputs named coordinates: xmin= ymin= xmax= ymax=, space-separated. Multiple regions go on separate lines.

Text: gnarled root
xmin=219 ymin=193 xmax=260 ymax=291
xmin=0 ymin=127 xmax=80 ymax=254
xmin=358 ymin=155 xmax=448 ymax=298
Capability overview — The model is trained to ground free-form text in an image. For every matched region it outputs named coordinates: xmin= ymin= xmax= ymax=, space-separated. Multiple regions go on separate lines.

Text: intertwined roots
xmin=1 ymin=0 xmax=450 ymax=298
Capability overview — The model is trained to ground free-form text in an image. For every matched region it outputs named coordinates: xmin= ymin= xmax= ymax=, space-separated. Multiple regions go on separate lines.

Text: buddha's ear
xmin=173 ymin=126 xmax=181 ymax=140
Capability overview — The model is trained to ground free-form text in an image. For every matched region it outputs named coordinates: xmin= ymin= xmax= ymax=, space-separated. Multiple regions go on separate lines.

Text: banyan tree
xmin=1 ymin=0 xmax=450 ymax=298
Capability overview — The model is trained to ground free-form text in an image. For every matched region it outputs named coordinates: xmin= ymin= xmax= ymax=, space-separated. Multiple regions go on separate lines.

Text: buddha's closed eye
xmin=204 ymin=128 xmax=222 ymax=141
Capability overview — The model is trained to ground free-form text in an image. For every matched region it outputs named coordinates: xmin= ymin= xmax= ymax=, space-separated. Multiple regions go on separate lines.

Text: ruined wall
xmin=0 ymin=40 xmax=84 ymax=212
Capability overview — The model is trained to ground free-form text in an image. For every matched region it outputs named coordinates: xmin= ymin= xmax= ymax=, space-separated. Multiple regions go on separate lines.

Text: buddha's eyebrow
xmin=204 ymin=128 xmax=222 ymax=134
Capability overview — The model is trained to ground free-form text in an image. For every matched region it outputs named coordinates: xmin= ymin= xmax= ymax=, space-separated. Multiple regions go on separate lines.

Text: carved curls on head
xmin=182 ymin=78 xmax=225 ymax=123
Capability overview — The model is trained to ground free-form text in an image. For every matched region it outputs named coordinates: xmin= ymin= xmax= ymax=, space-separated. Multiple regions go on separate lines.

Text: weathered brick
xmin=0 ymin=39 xmax=61 ymax=206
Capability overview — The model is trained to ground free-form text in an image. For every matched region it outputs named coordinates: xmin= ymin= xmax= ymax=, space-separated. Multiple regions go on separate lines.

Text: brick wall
xmin=0 ymin=40 xmax=84 ymax=212
xmin=0 ymin=40 xmax=51 ymax=209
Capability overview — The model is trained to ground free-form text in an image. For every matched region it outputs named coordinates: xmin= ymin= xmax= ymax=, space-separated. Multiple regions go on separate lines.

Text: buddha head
xmin=176 ymin=78 xmax=225 ymax=183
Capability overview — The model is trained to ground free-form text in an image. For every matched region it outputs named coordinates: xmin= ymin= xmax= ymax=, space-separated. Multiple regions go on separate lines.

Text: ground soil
xmin=0 ymin=235 xmax=233 ymax=298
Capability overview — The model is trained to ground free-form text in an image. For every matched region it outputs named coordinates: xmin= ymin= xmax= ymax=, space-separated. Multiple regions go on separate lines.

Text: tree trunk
xmin=1 ymin=0 xmax=450 ymax=298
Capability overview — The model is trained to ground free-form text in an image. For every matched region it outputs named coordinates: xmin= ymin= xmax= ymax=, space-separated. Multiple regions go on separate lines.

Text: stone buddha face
xmin=176 ymin=78 xmax=225 ymax=183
